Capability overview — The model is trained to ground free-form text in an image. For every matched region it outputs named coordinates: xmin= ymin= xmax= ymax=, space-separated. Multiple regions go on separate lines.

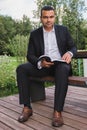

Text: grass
xmin=0 ymin=55 xmax=21 ymax=97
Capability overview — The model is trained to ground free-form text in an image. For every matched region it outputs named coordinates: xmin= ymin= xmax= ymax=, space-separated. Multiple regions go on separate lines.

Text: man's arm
xmin=27 ymin=32 xmax=39 ymax=66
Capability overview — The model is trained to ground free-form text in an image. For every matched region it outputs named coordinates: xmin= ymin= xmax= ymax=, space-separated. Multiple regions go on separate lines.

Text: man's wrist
xmin=68 ymin=51 xmax=73 ymax=57
xmin=37 ymin=61 xmax=42 ymax=69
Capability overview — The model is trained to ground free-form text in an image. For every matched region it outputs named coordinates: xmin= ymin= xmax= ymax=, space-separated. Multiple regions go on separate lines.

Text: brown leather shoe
xmin=18 ymin=107 xmax=33 ymax=123
xmin=52 ymin=111 xmax=64 ymax=127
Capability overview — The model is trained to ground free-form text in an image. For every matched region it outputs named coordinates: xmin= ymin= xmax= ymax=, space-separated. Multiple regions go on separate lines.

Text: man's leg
xmin=52 ymin=62 xmax=70 ymax=127
xmin=16 ymin=62 xmax=50 ymax=122
xmin=54 ymin=62 xmax=70 ymax=111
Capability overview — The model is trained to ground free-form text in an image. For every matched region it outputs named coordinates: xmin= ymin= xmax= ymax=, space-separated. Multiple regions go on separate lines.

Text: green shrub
xmin=72 ymin=59 xmax=83 ymax=76
xmin=0 ymin=56 xmax=19 ymax=97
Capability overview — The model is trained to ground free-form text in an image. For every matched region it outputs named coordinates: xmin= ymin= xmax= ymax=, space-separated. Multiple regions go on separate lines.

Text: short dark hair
xmin=41 ymin=5 xmax=54 ymax=17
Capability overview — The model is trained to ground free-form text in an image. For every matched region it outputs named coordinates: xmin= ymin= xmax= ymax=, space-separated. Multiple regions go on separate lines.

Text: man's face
xmin=40 ymin=10 xmax=55 ymax=31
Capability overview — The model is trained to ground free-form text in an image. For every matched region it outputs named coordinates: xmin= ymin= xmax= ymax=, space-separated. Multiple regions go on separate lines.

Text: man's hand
xmin=62 ymin=52 xmax=72 ymax=64
xmin=41 ymin=59 xmax=54 ymax=68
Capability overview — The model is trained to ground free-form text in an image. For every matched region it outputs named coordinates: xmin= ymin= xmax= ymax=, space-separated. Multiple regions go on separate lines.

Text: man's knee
xmin=16 ymin=64 xmax=25 ymax=74
xmin=56 ymin=63 xmax=70 ymax=73
xmin=63 ymin=63 xmax=70 ymax=71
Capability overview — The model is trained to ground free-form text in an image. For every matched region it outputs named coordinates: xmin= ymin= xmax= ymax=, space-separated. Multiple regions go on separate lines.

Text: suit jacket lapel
xmin=54 ymin=25 xmax=62 ymax=55
xmin=39 ymin=27 xmax=44 ymax=54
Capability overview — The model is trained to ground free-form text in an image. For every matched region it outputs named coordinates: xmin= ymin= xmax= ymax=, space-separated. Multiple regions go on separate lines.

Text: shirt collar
xmin=43 ymin=26 xmax=55 ymax=33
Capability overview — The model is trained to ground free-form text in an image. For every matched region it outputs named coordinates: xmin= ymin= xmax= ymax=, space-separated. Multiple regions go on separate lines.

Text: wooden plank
xmin=0 ymin=85 xmax=87 ymax=130
xmin=75 ymin=50 xmax=87 ymax=58
xmin=0 ymin=112 xmax=34 ymax=130
xmin=0 ymin=122 xmax=12 ymax=130
xmin=0 ymin=101 xmax=57 ymax=130
xmin=29 ymin=76 xmax=87 ymax=87
xmin=0 ymin=99 xmax=75 ymax=130
xmin=68 ymin=76 xmax=87 ymax=87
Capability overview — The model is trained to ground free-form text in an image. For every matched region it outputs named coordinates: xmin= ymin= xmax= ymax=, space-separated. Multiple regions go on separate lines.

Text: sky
xmin=0 ymin=0 xmax=87 ymax=21
xmin=0 ymin=0 xmax=37 ymax=21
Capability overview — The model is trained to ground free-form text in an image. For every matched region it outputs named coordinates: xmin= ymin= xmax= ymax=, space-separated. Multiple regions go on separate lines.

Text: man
xmin=16 ymin=5 xmax=77 ymax=127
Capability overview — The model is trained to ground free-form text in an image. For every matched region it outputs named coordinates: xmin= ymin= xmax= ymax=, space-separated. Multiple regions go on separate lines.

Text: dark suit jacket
xmin=27 ymin=24 xmax=77 ymax=67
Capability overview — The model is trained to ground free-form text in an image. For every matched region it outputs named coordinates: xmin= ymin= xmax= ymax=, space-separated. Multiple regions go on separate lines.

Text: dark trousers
xmin=16 ymin=62 xmax=70 ymax=112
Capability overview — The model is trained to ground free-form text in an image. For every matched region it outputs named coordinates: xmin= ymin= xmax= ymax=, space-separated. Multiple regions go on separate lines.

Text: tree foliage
xmin=8 ymin=34 xmax=29 ymax=57
xmin=0 ymin=15 xmax=32 ymax=55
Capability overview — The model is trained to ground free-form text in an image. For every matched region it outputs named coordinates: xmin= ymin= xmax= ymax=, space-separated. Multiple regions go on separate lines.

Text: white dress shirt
xmin=43 ymin=27 xmax=61 ymax=61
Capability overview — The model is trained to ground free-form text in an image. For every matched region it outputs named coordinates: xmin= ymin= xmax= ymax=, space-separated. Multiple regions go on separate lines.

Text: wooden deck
xmin=0 ymin=85 xmax=87 ymax=130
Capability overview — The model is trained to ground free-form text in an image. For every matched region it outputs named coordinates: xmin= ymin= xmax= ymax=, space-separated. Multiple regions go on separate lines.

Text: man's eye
xmin=42 ymin=16 xmax=54 ymax=19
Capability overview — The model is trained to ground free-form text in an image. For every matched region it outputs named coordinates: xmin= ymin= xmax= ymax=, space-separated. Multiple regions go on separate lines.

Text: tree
xmin=0 ymin=15 xmax=16 ymax=54
xmin=61 ymin=0 xmax=86 ymax=49
xmin=0 ymin=16 xmax=16 ymax=42
xmin=8 ymin=34 xmax=29 ymax=58
xmin=15 ymin=15 xmax=32 ymax=36
xmin=0 ymin=15 xmax=32 ymax=55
